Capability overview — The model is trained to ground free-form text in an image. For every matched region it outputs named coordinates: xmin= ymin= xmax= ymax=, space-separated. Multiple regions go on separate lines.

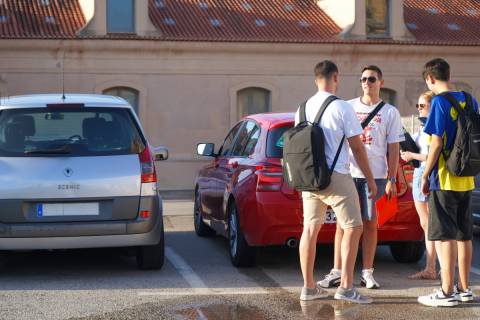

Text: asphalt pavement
xmin=0 ymin=199 xmax=478 ymax=320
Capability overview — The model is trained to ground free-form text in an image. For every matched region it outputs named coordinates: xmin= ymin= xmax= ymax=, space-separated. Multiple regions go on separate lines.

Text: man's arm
xmin=348 ymin=135 xmax=377 ymax=199
xmin=421 ymin=135 xmax=443 ymax=195
xmin=386 ymin=142 xmax=400 ymax=199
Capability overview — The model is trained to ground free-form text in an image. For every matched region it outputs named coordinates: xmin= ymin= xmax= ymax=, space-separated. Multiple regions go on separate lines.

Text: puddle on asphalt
xmin=173 ymin=297 xmax=480 ymax=320
xmin=298 ymin=301 xmax=362 ymax=320
xmin=174 ymin=304 xmax=267 ymax=320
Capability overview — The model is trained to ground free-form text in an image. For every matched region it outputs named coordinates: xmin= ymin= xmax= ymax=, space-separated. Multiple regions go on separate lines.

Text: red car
xmin=194 ymin=113 xmax=424 ymax=267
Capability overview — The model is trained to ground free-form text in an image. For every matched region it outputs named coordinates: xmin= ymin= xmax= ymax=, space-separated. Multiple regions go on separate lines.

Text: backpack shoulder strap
xmin=313 ymin=95 xmax=338 ymax=124
xmin=361 ymin=101 xmax=385 ymax=129
xmin=462 ymin=91 xmax=475 ymax=113
xmin=439 ymin=92 xmax=464 ymax=116
xmin=330 ymin=135 xmax=345 ymax=174
xmin=299 ymin=100 xmax=308 ymax=123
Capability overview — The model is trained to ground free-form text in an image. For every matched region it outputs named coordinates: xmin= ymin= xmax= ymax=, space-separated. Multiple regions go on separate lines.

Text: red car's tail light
xmin=256 ymin=164 xmax=283 ymax=191
xmin=397 ymin=163 xmax=414 ymax=197
xmin=139 ymin=145 xmax=157 ymax=183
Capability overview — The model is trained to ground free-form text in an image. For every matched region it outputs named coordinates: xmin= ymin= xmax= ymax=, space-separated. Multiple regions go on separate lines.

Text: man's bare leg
xmin=362 ymin=218 xmax=378 ymax=269
xmin=457 ymin=240 xmax=472 ymax=291
xmin=440 ymin=240 xmax=457 ymax=295
xmin=300 ymin=223 xmax=322 ymax=288
xmin=334 ymin=225 xmax=343 ymax=270
xmin=339 ymin=226 xmax=363 ymax=289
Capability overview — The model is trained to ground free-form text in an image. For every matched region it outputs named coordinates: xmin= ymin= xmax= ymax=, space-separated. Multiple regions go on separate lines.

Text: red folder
xmin=376 ymin=195 xmax=398 ymax=227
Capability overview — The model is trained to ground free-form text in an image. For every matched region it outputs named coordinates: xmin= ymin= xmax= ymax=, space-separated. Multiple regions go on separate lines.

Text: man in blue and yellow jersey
xmin=418 ymin=58 xmax=477 ymax=307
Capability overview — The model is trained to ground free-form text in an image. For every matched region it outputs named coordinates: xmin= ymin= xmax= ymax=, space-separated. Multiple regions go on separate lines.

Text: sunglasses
xmin=416 ymin=103 xmax=427 ymax=109
xmin=360 ymin=76 xmax=377 ymax=84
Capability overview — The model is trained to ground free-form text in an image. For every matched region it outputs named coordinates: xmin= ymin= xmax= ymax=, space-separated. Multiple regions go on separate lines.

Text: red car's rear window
xmin=266 ymin=125 xmax=292 ymax=158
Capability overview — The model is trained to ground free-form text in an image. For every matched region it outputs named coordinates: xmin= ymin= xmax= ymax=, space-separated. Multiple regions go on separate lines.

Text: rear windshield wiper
xmin=25 ymin=145 xmax=71 ymax=154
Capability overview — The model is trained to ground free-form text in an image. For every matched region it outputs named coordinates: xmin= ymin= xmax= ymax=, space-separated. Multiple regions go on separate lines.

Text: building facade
xmin=1 ymin=0 xmax=480 ymax=190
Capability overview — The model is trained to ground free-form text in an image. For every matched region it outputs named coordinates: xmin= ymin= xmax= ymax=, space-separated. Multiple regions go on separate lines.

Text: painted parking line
xmin=138 ymin=289 xmax=270 ymax=296
xmin=138 ymin=246 xmax=270 ymax=297
xmin=164 ymin=246 xmax=210 ymax=293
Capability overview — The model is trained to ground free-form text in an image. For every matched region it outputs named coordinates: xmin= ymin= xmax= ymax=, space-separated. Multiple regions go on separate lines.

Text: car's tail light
xmin=397 ymin=162 xmax=414 ymax=197
xmin=139 ymin=145 xmax=157 ymax=183
xmin=140 ymin=210 xmax=151 ymax=219
xmin=256 ymin=164 xmax=283 ymax=191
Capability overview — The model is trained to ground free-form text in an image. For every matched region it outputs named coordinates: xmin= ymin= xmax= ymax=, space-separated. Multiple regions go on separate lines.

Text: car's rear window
xmin=266 ymin=125 xmax=292 ymax=158
xmin=0 ymin=107 xmax=145 ymax=157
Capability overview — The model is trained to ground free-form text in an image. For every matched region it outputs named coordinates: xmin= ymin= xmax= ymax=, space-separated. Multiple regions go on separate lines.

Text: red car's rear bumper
xmin=242 ymin=192 xmax=424 ymax=246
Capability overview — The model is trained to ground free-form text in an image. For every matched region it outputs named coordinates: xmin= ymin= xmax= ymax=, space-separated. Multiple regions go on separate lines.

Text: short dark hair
xmin=314 ymin=60 xmax=338 ymax=80
xmin=361 ymin=65 xmax=383 ymax=79
xmin=422 ymin=58 xmax=450 ymax=81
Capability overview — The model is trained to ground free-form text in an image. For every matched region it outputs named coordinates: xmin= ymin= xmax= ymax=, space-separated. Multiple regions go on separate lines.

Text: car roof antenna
xmin=58 ymin=49 xmax=66 ymax=101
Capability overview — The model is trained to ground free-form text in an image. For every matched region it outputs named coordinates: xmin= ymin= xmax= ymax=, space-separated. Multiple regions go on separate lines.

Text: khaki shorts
xmin=302 ymin=172 xmax=362 ymax=229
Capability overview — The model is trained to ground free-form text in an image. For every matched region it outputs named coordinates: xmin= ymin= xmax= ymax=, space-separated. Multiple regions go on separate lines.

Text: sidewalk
xmin=159 ymin=189 xmax=194 ymax=200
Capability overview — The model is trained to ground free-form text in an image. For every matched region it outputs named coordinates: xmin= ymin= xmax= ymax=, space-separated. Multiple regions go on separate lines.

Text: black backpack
xmin=440 ymin=91 xmax=480 ymax=176
xmin=282 ymin=95 xmax=340 ymax=191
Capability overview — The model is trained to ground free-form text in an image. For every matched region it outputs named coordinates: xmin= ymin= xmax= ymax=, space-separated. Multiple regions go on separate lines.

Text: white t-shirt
xmin=294 ymin=91 xmax=363 ymax=174
xmin=348 ymin=97 xmax=405 ymax=179
xmin=413 ymin=126 xmax=429 ymax=168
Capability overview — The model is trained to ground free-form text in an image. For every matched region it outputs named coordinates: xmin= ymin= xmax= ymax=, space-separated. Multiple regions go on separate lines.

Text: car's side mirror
xmin=152 ymin=146 xmax=169 ymax=161
xmin=197 ymin=143 xmax=215 ymax=157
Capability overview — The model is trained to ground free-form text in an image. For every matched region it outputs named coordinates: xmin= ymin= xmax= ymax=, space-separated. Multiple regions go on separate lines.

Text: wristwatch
xmin=388 ymin=177 xmax=397 ymax=183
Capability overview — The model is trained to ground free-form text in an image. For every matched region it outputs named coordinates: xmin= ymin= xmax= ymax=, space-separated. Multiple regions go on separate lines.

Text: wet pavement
xmin=70 ymin=292 xmax=480 ymax=320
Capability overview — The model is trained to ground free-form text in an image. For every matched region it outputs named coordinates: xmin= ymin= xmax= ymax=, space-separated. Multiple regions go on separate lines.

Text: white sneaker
xmin=334 ymin=287 xmax=373 ymax=304
xmin=317 ymin=269 xmax=341 ymax=288
xmin=360 ymin=268 xmax=380 ymax=289
xmin=454 ymin=284 xmax=474 ymax=302
xmin=300 ymin=284 xmax=329 ymax=301
xmin=418 ymin=289 xmax=458 ymax=307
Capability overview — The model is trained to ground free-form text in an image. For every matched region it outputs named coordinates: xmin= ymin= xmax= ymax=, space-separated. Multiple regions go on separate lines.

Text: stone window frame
xmin=380 ymin=87 xmax=397 ymax=106
xmin=103 ymin=86 xmax=140 ymax=114
xmin=366 ymin=0 xmax=390 ymax=38
xmin=237 ymin=87 xmax=271 ymax=119
xmin=229 ymin=82 xmax=278 ymax=126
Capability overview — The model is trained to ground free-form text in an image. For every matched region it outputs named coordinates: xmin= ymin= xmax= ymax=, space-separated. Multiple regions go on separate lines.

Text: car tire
xmin=136 ymin=221 xmax=165 ymax=270
xmin=389 ymin=241 xmax=425 ymax=263
xmin=228 ymin=202 xmax=256 ymax=267
xmin=194 ymin=190 xmax=215 ymax=237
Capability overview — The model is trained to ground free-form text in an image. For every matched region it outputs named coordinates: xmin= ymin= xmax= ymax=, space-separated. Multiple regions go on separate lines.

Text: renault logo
xmin=63 ymin=168 xmax=73 ymax=177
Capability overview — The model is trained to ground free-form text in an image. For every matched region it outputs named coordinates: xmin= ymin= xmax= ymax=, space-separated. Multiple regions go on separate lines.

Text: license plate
xmin=325 ymin=208 xmax=337 ymax=224
xmin=37 ymin=203 xmax=99 ymax=217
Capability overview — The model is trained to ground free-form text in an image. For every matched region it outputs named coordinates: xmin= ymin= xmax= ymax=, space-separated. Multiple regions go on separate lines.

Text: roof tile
xmin=0 ymin=0 xmax=479 ymax=46
xmin=404 ymin=0 xmax=480 ymax=44
xmin=147 ymin=0 xmax=341 ymax=42
xmin=0 ymin=0 xmax=84 ymax=38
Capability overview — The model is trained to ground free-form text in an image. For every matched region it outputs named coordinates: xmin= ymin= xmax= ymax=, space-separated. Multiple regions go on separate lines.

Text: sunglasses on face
xmin=416 ymin=103 xmax=427 ymax=109
xmin=360 ymin=76 xmax=377 ymax=84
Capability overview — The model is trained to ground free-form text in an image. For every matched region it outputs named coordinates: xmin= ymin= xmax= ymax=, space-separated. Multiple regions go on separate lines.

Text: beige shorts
xmin=302 ymin=172 xmax=362 ymax=229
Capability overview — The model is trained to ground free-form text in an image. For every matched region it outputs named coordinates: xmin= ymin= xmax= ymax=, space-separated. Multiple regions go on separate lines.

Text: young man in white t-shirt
xmin=296 ymin=60 xmax=377 ymax=304
xmin=319 ymin=65 xmax=404 ymax=290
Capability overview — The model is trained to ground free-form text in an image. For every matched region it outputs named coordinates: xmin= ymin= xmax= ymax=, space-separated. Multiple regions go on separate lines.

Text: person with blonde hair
xmin=401 ymin=90 xmax=441 ymax=280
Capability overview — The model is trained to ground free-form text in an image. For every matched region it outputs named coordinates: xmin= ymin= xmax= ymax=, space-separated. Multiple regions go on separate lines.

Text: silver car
xmin=0 ymin=94 xmax=167 ymax=269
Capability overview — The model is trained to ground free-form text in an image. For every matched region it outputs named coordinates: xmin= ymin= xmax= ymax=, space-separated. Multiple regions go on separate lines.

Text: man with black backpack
xmin=294 ymin=60 xmax=377 ymax=304
xmin=418 ymin=58 xmax=478 ymax=307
